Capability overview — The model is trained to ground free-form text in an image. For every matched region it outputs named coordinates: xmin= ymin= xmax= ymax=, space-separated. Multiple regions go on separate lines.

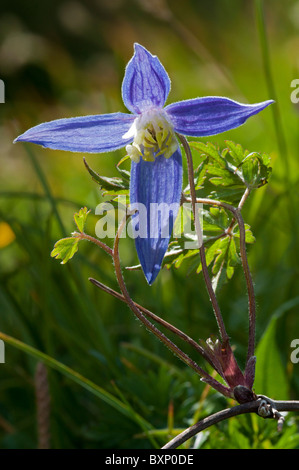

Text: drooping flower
xmin=14 ymin=44 xmax=273 ymax=285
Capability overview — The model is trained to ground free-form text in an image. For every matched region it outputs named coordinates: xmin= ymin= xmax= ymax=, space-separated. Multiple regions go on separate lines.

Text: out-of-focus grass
xmin=1 ymin=0 xmax=299 ymax=448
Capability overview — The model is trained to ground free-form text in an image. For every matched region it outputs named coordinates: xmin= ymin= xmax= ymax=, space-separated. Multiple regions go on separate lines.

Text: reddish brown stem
xmin=185 ymin=195 xmax=256 ymax=363
xmin=72 ymin=231 xmax=113 ymax=256
xmin=112 ymin=214 xmax=231 ymax=397
xmin=177 ymin=133 xmax=229 ymax=343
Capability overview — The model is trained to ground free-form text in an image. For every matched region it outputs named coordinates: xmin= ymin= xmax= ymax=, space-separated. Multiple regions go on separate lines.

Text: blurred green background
xmin=1 ymin=0 xmax=299 ymax=449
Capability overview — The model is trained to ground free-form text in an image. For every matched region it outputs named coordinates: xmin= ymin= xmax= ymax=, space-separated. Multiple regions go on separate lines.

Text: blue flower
xmin=15 ymin=44 xmax=273 ymax=285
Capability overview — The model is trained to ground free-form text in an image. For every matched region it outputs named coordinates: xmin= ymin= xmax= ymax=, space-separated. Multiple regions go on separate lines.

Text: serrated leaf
xmin=162 ymin=246 xmax=185 ymax=269
xmin=205 ymin=238 xmax=224 ymax=267
xmin=194 ymin=160 xmax=208 ymax=190
xmin=184 ymin=160 xmax=208 ymax=194
xmin=173 ymin=205 xmax=193 ymax=238
xmin=51 ymin=237 xmax=79 ymax=264
xmin=226 ymin=237 xmax=240 ymax=280
xmin=211 ymin=236 xmax=230 ymax=275
xmin=74 ymin=207 xmax=90 ymax=233
xmin=189 ymin=141 xmax=225 ymax=166
xmin=241 ymin=153 xmax=272 ymax=188
xmin=232 ymin=223 xmax=256 ymax=244
xmin=209 ymin=172 xmax=243 ymax=188
xmin=191 ymin=141 xmax=272 ymax=200
xmin=202 ymin=207 xmax=230 ymax=233
xmin=167 ymin=246 xmax=198 ymax=270
xmin=228 ymin=237 xmax=240 ymax=266
xmin=240 ymin=154 xmax=260 ymax=187
xmin=223 ymin=141 xmax=249 ymax=165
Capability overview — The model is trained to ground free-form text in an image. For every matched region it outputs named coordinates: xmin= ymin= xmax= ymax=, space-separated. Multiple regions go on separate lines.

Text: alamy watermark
xmin=0 ymin=340 xmax=5 ymax=363
xmin=95 ymin=196 xmax=203 ymax=249
xmin=290 ymin=79 xmax=299 ymax=104
xmin=290 ymin=339 xmax=299 ymax=364
xmin=0 ymin=79 xmax=4 ymax=103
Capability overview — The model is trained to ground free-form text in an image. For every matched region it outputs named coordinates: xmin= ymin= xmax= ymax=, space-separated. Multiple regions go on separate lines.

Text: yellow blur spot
xmin=0 ymin=222 xmax=15 ymax=248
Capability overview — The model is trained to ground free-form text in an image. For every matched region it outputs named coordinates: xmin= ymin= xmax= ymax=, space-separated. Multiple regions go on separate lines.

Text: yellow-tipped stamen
xmin=123 ymin=109 xmax=178 ymax=163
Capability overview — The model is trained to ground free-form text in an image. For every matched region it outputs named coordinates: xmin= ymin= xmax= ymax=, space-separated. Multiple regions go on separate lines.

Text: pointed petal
xmin=122 ymin=43 xmax=171 ymax=114
xmin=14 ymin=112 xmax=136 ymax=153
xmin=130 ymin=149 xmax=182 ymax=285
xmin=165 ymin=97 xmax=273 ymax=137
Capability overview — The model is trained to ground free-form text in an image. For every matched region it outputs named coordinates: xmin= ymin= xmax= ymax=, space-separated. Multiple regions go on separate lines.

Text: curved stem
xmin=89 ymin=277 xmax=221 ymax=371
xmin=184 ymin=195 xmax=256 ymax=364
xmin=234 ymin=209 xmax=256 ymax=361
xmin=162 ymin=398 xmax=299 ymax=449
xmin=177 ymin=133 xmax=229 ymax=343
xmin=112 ymin=214 xmax=231 ymax=397
xmin=72 ymin=231 xmax=113 ymax=257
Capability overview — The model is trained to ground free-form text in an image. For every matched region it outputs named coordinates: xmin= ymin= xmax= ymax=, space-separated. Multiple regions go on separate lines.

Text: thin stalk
xmin=72 ymin=231 xmax=113 ymax=257
xmin=238 ymin=187 xmax=251 ymax=211
xmin=162 ymin=397 xmax=299 ymax=449
xmin=185 ymin=195 xmax=256 ymax=363
xmin=177 ymin=133 xmax=229 ymax=343
xmin=112 ymin=214 xmax=231 ymax=397
xmin=89 ymin=277 xmax=224 ymax=376
xmin=234 ymin=209 xmax=256 ymax=360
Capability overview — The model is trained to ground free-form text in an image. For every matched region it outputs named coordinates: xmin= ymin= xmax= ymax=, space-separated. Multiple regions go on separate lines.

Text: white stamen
xmin=124 ymin=108 xmax=178 ymax=163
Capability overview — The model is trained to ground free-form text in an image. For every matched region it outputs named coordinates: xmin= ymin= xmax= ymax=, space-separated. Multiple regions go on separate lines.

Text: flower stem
xmin=177 ymin=133 xmax=229 ymax=343
xmin=162 ymin=396 xmax=299 ymax=449
xmin=234 ymin=209 xmax=256 ymax=361
xmin=89 ymin=277 xmax=223 ymax=374
xmin=112 ymin=213 xmax=231 ymax=397
xmin=72 ymin=231 xmax=113 ymax=257
xmin=185 ymin=195 xmax=256 ymax=364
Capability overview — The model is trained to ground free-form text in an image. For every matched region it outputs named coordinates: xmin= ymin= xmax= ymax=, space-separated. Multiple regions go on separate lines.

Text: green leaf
xmin=116 ymin=155 xmax=131 ymax=181
xmin=211 ymin=236 xmax=230 ymax=275
xmin=83 ymin=157 xmax=129 ymax=196
xmin=51 ymin=237 xmax=79 ymax=264
xmin=209 ymin=172 xmax=242 ymax=188
xmin=205 ymin=238 xmax=224 ymax=267
xmin=194 ymin=160 xmax=208 ymax=190
xmin=240 ymin=152 xmax=272 ymax=188
xmin=232 ymin=223 xmax=256 ymax=244
xmin=203 ymin=207 xmax=230 ymax=232
xmin=223 ymin=140 xmax=248 ymax=165
xmin=226 ymin=237 xmax=240 ymax=279
xmin=187 ymin=141 xmax=272 ymax=204
xmin=204 ymin=186 xmax=246 ymax=206
xmin=189 ymin=141 xmax=225 ymax=166
xmin=74 ymin=206 xmax=90 ymax=233
xmin=222 ymin=142 xmax=272 ymax=189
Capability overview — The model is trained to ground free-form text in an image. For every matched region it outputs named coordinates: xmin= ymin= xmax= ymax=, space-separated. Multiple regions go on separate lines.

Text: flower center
xmin=124 ymin=109 xmax=178 ymax=163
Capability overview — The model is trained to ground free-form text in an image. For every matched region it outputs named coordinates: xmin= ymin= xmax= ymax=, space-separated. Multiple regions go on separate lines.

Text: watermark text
xmin=0 ymin=340 xmax=5 ymax=363
xmin=0 ymin=79 xmax=4 ymax=103
xmin=95 ymin=196 xmax=203 ymax=249
xmin=290 ymin=339 xmax=299 ymax=364
xmin=290 ymin=79 xmax=299 ymax=104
